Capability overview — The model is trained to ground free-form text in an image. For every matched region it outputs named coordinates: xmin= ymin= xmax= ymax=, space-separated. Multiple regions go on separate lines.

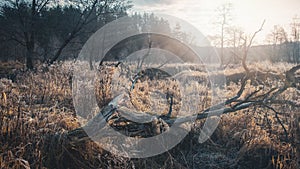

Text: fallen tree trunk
xmin=43 ymin=64 xmax=300 ymax=168
xmin=68 ymin=63 xmax=300 ymax=140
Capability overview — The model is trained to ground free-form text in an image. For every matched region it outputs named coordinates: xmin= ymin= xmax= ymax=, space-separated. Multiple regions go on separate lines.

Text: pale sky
xmin=129 ymin=0 xmax=300 ymax=45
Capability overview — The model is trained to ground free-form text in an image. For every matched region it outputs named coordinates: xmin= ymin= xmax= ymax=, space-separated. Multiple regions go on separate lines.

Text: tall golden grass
xmin=0 ymin=61 xmax=299 ymax=168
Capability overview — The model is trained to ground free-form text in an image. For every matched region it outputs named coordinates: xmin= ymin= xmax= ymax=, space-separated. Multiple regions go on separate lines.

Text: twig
xmin=263 ymin=104 xmax=289 ymax=141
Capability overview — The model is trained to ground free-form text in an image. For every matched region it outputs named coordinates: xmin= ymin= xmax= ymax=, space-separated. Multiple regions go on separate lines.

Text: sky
xmin=129 ymin=0 xmax=300 ymax=45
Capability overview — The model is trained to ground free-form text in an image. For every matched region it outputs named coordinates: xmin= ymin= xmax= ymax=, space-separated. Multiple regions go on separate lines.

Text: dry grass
xmin=0 ymin=61 xmax=299 ymax=168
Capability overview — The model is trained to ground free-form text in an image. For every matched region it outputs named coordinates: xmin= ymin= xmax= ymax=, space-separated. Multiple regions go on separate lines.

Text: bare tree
xmin=1 ymin=0 xmax=53 ymax=69
xmin=0 ymin=0 xmax=132 ymax=69
xmin=42 ymin=62 xmax=300 ymax=168
xmin=232 ymin=20 xmax=265 ymax=74
xmin=226 ymin=26 xmax=244 ymax=63
xmin=290 ymin=15 xmax=300 ymax=63
xmin=45 ymin=19 xmax=300 ymax=165
xmin=265 ymin=25 xmax=288 ymax=62
xmin=214 ymin=3 xmax=233 ymax=67
xmin=47 ymin=0 xmax=127 ymax=65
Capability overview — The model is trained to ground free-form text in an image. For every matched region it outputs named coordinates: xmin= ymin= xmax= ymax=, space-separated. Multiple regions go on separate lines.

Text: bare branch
xmin=242 ymin=20 xmax=265 ymax=73
xmin=263 ymin=104 xmax=289 ymax=141
xmin=247 ymin=20 xmax=266 ymax=51
xmin=36 ymin=0 xmax=50 ymax=13
xmin=48 ymin=0 xmax=99 ymax=65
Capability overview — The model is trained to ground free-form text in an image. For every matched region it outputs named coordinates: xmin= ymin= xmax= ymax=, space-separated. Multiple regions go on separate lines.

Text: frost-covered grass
xmin=0 ymin=61 xmax=299 ymax=168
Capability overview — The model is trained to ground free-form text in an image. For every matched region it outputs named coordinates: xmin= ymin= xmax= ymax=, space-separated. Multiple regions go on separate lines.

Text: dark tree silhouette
xmin=0 ymin=0 xmax=132 ymax=69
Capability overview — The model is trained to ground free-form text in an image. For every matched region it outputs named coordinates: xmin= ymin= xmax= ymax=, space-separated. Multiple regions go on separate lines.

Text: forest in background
xmin=1 ymin=1 xmax=300 ymax=70
xmin=0 ymin=1 xmax=300 ymax=169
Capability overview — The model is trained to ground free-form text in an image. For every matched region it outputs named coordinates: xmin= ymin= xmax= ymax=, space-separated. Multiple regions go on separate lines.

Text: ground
xmin=0 ymin=61 xmax=299 ymax=169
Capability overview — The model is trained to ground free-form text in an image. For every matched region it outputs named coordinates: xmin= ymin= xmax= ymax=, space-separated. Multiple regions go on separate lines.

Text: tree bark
xmin=23 ymin=0 xmax=36 ymax=70
xmin=25 ymin=44 xmax=34 ymax=70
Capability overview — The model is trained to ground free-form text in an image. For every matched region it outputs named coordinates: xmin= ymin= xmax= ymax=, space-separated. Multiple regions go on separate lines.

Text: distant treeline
xmin=217 ymin=41 xmax=300 ymax=64
xmin=0 ymin=0 xmax=193 ymax=69
xmin=1 ymin=0 xmax=298 ymax=69
xmin=0 ymin=0 xmax=133 ymax=69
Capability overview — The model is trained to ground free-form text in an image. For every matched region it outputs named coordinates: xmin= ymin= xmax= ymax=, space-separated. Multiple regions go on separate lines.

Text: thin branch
xmin=48 ymin=0 xmax=99 ymax=64
xmin=36 ymin=0 xmax=50 ymax=13
xmin=263 ymin=104 xmax=289 ymax=141
xmin=247 ymin=20 xmax=266 ymax=52
xmin=225 ymin=76 xmax=249 ymax=104
xmin=242 ymin=20 xmax=266 ymax=73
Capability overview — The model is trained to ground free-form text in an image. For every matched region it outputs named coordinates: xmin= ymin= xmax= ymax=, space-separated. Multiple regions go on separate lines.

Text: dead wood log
xmin=67 ymin=64 xmax=300 ymax=138
xmin=43 ymin=64 xmax=300 ymax=168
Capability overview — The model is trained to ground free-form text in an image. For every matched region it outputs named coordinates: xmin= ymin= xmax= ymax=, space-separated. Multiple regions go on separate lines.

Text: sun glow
xmin=130 ymin=0 xmax=300 ymax=45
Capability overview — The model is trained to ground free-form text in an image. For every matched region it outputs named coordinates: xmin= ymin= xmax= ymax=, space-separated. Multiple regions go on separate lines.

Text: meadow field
xmin=0 ymin=61 xmax=299 ymax=169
